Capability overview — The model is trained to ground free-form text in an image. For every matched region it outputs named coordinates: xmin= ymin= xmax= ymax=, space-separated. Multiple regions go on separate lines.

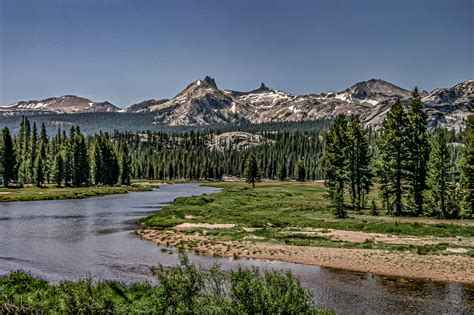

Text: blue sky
xmin=0 ymin=0 xmax=472 ymax=107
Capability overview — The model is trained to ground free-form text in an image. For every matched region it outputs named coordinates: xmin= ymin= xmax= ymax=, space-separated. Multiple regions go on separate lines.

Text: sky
xmin=0 ymin=0 xmax=472 ymax=107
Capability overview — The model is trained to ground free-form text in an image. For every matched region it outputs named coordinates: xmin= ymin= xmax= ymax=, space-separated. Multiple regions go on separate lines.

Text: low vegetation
xmin=142 ymin=182 xmax=474 ymax=239
xmin=0 ymin=184 xmax=151 ymax=202
xmin=0 ymin=255 xmax=331 ymax=314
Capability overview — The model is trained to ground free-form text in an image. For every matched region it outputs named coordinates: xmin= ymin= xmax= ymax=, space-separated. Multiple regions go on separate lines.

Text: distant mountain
xmin=141 ymin=76 xmax=253 ymax=125
xmin=0 ymin=95 xmax=119 ymax=115
xmin=1 ymin=78 xmax=472 ymax=130
xmin=124 ymin=76 xmax=470 ymax=130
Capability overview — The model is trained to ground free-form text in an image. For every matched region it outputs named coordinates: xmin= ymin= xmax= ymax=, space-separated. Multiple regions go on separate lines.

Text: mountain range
xmin=1 ymin=76 xmax=472 ymax=130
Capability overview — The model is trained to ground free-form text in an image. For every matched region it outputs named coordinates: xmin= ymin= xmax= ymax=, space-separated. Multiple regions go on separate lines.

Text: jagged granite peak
xmin=259 ymin=82 xmax=269 ymax=91
xmin=202 ymin=75 xmax=218 ymax=88
xmin=1 ymin=95 xmax=119 ymax=114
xmin=2 ymin=78 xmax=472 ymax=131
xmin=134 ymin=75 xmax=253 ymax=125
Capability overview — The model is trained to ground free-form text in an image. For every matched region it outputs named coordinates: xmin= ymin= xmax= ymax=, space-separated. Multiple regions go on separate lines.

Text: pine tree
xmin=459 ymin=111 xmax=474 ymax=218
xmin=347 ymin=116 xmax=372 ymax=210
xmin=120 ymin=144 xmax=131 ymax=185
xmin=90 ymin=135 xmax=103 ymax=185
xmin=52 ymin=153 xmax=64 ymax=187
xmin=90 ymin=133 xmax=119 ymax=186
xmin=297 ymin=161 xmax=306 ymax=182
xmin=278 ymin=162 xmax=287 ymax=181
xmin=39 ymin=123 xmax=48 ymax=183
xmin=27 ymin=123 xmax=38 ymax=183
xmin=425 ymin=128 xmax=453 ymax=218
xmin=321 ymin=115 xmax=349 ymax=218
xmin=71 ymin=128 xmax=90 ymax=187
xmin=244 ymin=153 xmax=259 ymax=187
xmin=376 ymin=99 xmax=410 ymax=216
xmin=33 ymin=155 xmax=44 ymax=187
xmin=1 ymin=127 xmax=16 ymax=187
xmin=17 ymin=116 xmax=30 ymax=185
xmin=407 ymin=87 xmax=430 ymax=215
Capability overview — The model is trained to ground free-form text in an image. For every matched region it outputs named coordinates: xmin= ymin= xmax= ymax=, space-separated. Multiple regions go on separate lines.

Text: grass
xmin=0 ymin=255 xmax=332 ymax=314
xmin=142 ymin=181 xmax=474 ymax=238
xmin=0 ymin=183 xmax=153 ymax=202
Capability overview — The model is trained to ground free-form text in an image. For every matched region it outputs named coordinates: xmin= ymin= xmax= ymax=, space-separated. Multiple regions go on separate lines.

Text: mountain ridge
xmin=2 ymin=78 xmax=472 ymax=130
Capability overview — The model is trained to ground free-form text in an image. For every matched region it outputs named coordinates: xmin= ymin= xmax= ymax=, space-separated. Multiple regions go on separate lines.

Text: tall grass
xmin=0 ymin=255 xmax=332 ymax=314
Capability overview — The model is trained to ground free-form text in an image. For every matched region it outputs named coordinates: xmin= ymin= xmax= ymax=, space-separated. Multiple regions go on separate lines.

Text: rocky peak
xmin=346 ymin=79 xmax=411 ymax=101
xmin=259 ymin=82 xmax=269 ymax=91
xmin=200 ymin=75 xmax=217 ymax=89
xmin=423 ymin=80 xmax=474 ymax=105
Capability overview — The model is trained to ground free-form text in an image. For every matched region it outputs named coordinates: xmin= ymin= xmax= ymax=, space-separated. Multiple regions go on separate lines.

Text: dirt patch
xmin=281 ymin=228 xmax=474 ymax=247
xmin=445 ymin=248 xmax=470 ymax=254
xmin=138 ymin=229 xmax=474 ymax=284
xmin=242 ymin=227 xmax=260 ymax=232
xmin=173 ymin=223 xmax=236 ymax=231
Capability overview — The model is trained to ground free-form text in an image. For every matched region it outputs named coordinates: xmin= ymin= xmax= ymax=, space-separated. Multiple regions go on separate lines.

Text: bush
xmin=0 ymin=254 xmax=327 ymax=314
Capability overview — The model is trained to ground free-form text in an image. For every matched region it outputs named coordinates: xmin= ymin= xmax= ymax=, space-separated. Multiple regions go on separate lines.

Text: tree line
xmin=320 ymin=88 xmax=473 ymax=219
xmin=0 ymin=117 xmax=130 ymax=188
xmin=0 ymin=117 xmax=329 ymax=187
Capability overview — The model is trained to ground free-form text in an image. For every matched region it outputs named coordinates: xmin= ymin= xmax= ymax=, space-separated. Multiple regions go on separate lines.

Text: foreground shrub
xmin=0 ymin=255 xmax=331 ymax=314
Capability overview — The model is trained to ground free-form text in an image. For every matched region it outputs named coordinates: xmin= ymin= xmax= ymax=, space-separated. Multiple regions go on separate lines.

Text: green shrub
xmin=0 ymin=254 xmax=327 ymax=314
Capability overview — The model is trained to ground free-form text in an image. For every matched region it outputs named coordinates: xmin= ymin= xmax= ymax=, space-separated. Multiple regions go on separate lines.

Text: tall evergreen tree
xmin=425 ymin=128 xmax=455 ymax=218
xmin=27 ymin=123 xmax=38 ymax=183
xmin=297 ymin=161 xmax=306 ymax=182
xmin=459 ymin=111 xmax=474 ymax=218
xmin=39 ymin=123 xmax=49 ymax=183
xmin=1 ymin=127 xmax=16 ymax=187
xmin=52 ymin=153 xmax=64 ymax=187
xmin=376 ymin=99 xmax=410 ymax=216
xmin=17 ymin=116 xmax=30 ymax=185
xmin=321 ymin=115 xmax=349 ymax=218
xmin=90 ymin=134 xmax=119 ymax=186
xmin=347 ymin=116 xmax=372 ymax=210
xmin=407 ymin=87 xmax=430 ymax=215
xmin=33 ymin=155 xmax=44 ymax=187
xmin=278 ymin=162 xmax=287 ymax=181
xmin=71 ymin=128 xmax=90 ymax=187
xmin=120 ymin=144 xmax=131 ymax=185
xmin=244 ymin=153 xmax=259 ymax=187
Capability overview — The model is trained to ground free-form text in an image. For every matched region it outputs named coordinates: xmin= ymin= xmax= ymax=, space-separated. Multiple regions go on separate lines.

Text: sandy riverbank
xmin=138 ymin=229 xmax=474 ymax=284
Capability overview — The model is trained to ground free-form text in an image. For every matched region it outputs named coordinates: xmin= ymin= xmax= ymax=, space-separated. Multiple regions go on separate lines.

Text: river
xmin=0 ymin=183 xmax=472 ymax=314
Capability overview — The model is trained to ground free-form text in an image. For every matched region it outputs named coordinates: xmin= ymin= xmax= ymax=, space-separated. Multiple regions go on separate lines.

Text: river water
xmin=0 ymin=184 xmax=472 ymax=314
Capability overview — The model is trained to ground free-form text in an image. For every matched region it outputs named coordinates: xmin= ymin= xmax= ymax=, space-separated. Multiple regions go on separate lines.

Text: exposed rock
xmin=207 ymin=131 xmax=266 ymax=150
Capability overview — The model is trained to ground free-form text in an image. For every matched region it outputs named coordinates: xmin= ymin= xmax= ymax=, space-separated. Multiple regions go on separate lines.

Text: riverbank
xmin=0 ymin=184 xmax=153 ymax=202
xmin=140 ymin=181 xmax=474 ymax=284
xmin=139 ymin=229 xmax=474 ymax=284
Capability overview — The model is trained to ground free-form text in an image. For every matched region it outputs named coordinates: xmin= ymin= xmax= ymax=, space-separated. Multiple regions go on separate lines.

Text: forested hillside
xmin=0 ymin=104 xmax=471 ymax=218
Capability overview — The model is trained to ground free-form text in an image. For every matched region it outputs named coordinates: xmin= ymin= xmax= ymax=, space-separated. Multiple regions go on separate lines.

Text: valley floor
xmin=139 ymin=181 xmax=474 ymax=284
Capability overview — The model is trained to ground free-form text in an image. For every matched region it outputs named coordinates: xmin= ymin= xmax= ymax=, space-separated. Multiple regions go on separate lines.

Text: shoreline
xmin=0 ymin=185 xmax=154 ymax=202
xmin=138 ymin=229 xmax=474 ymax=285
